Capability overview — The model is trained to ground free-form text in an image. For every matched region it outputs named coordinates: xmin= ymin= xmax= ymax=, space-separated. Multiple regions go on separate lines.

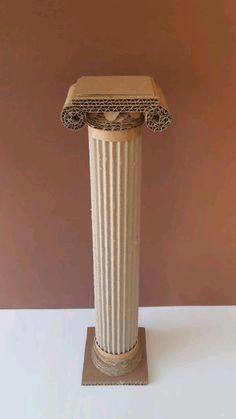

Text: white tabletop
xmin=0 ymin=306 xmax=235 ymax=419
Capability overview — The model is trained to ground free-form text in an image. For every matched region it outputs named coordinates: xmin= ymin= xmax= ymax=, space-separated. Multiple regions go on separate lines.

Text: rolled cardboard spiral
xmin=61 ymin=77 xmax=171 ymax=132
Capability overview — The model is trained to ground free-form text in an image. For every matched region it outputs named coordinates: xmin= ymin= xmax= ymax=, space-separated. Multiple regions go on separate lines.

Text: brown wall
xmin=0 ymin=1 xmax=236 ymax=308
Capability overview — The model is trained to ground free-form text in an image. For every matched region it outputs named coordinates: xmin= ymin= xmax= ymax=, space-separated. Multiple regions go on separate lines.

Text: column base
xmin=82 ymin=327 xmax=148 ymax=385
xmin=92 ymin=338 xmax=142 ymax=377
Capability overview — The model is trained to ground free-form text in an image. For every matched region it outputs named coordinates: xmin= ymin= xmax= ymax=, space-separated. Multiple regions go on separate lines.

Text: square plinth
xmin=74 ymin=75 xmax=158 ymax=99
xmin=82 ymin=327 xmax=148 ymax=385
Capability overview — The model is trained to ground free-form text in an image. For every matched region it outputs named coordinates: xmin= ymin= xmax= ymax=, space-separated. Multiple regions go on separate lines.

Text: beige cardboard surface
xmin=88 ymin=125 xmax=141 ymax=142
xmin=74 ymin=75 xmax=155 ymax=97
xmin=88 ymin=128 xmax=141 ymax=354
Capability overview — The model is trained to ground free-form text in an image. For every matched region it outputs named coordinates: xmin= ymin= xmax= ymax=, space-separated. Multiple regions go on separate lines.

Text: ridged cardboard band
xmin=91 ymin=338 xmax=142 ymax=376
xmin=88 ymin=125 xmax=142 ymax=142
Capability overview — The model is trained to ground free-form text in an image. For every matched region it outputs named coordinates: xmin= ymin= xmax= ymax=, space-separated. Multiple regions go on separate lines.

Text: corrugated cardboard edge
xmin=61 ymin=76 xmax=171 ymax=132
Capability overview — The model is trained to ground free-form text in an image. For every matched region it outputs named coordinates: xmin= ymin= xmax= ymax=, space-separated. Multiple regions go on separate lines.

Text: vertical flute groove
xmin=126 ymin=139 xmax=133 ymax=349
xmin=96 ymin=140 xmax=105 ymax=348
xmin=117 ymin=141 xmax=121 ymax=354
xmin=122 ymin=141 xmax=128 ymax=353
xmin=89 ymin=138 xmax=100 ymax=343
xmin=109 ymin=142 xmax=115 ymax=354
xmin=103 ymin=141 xmax=109 ymax=352
xmin=88 ymin=128 xmax=142 ymax=355
xmin=129 ymin=138 xmax=135 ymax=347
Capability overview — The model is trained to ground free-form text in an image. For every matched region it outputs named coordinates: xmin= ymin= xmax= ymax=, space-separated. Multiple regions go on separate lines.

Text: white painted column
xmin=88 ymin=126 xmax=142 ymax=356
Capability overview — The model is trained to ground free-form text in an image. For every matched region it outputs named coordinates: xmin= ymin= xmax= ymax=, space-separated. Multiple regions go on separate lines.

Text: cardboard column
xmin=61 ymin=76 xmax=171 ymax=385
xmin=88 ymin=126 xmax=142 ymax=376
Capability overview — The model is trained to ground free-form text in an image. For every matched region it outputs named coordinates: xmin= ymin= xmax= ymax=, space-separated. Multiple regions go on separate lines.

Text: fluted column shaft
xmin=88 ymin=126 xmax=142 ymax=355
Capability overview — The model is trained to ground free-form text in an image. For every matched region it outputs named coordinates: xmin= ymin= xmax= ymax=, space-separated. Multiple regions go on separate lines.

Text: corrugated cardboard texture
xmin=88 ymin=127 xmax=141 ymax=354
xmin=1 ymin=1 xmax=236 ymax=308
xmin=61 ymin=76 xmax=171 ymax=131
xmin=82 ymin=327 xmax=148 ymax=385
